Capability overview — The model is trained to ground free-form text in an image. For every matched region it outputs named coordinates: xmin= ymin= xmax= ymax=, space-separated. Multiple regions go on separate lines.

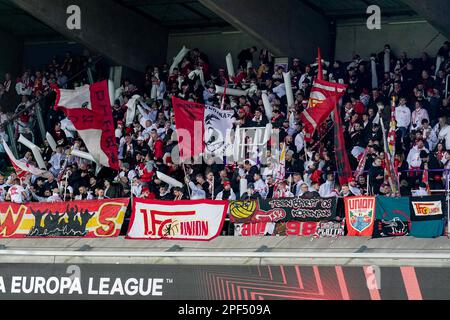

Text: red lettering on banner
xmin=94 ymin=203 xmax=124 ymax=237
xmin=348 ymin=198 xmax=375 ymax=210
xmin=286 ymin=221 xmax=318 ymax=236
xmin=0 ymin=206 xmax=27 ymax=237
xmin=180 ymin=221 xmax=208 ymax=236
xmin=141 ymin=209 xmax=196 ymax=237
xmin=241 ymin=222 xmax=267 ymax=236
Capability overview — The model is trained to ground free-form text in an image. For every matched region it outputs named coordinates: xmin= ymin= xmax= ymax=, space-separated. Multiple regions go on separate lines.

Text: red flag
xmin=317 ymin=48 xmax=323 ymax=81
xmin=55 ymin=81 xmax=119 ymax=170
xmin=172 ymin=97 xmax=205 ymax=161
xmin=301 ymin=79 xmax=347 ymax=142
xmin=333 ymin=96 xmax=352 ymax=185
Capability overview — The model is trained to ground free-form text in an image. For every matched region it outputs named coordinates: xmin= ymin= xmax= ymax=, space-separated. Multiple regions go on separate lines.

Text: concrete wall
xmin=199 ymin=0 xmax=331 ymax=63
xmin=168 ymin=30 xmax=264 ymax=73
xmin=335 ymin=18 xmax=449 ymax=61
xmin=11 ymin=0 xmax=168 ymax=72
xmin=0 ymin=29 xmax=23 ymax=78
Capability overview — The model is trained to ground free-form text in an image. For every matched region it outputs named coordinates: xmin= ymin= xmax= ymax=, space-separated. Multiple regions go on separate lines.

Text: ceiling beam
xmin=298 ymin=0 xmax=326 ymax=16
xmin=181 ymin=2 xmax=211 ymax=20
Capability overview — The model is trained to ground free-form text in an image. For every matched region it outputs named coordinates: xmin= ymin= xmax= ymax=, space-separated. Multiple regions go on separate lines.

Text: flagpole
xmin=182 ymin=162 xmax=192 ymax=199
xmin=211 ymin=174 xmax=215 ymax=200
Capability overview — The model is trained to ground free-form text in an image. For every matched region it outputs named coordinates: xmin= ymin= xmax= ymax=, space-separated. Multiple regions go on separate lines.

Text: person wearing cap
xmin=215 ymin=179 xmax=236 ymax=200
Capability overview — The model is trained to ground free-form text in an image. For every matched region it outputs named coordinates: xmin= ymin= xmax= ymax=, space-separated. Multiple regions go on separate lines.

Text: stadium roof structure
xmin=0 ymin=0 xmax=448 ymax=71
xmin=0 ymin=0 xmax=418 ymax=41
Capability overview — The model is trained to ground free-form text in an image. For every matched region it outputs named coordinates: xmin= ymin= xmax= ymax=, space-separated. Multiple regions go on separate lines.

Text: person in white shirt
xmin=406 ymin=139 xmax=429 ymax=170
xmin=439 ymin=122 xmax=450 ymax=151
xmin=215 ymin=180 xmax=237 ymax=200
xmin=421 ymin=119 xmax=438 ymax=151
xmin=253 ymin=173 xmax=268 ymax=199
xmin=395 ymin=98 xmax=411 ymax=140
xmin=7 ymin=179 xmax=27 ymax=204
xmin=348 ymin=178 xmax=362 ymax=196
xmin=47 ymin=188 xmax=63 ymax=202
xmin=319 ymin=174 xmax=336 ymax=198
xmin=411 ymin=101 xmax=429 ymax=130
xmin=294 ymin=130 xmax=304 ymax=154
xmin=131 ymin=176 xmax=143 ymax=197
xmin=186 ymin=177 xmax=207 ymax=200
xmin=413 ymin=183 xmax=429 ymax=196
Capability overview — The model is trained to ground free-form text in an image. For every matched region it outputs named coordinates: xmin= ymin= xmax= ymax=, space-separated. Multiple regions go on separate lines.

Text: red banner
xmin=0 ymin=199 xmax=129 ymax=238
xmin=345 ymin=196 xmax=376 ymax=236
xmin=172 ymin=97 xmax=205 ymax=161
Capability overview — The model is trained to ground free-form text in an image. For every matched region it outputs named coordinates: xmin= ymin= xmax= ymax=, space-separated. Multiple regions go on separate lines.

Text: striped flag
xmin=355 ymin=147 xmax=369 ymax=179
xmin=273 ymin=144 xmax=286 ymax=194
xmin=3 ymin=140 xmax=46 ymax=179
xmin=387 ymin=97 xmax=397 ymax=158
xmin=380 ymin=119 xmax=400 ymax=195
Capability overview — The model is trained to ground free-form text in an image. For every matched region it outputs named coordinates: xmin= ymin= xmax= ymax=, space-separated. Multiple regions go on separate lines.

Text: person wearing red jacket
xmin=150 ymin=129 xmax=164 ymax=161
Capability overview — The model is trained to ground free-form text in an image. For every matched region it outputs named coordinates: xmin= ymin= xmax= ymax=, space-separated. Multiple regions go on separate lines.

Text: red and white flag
xmin=54 ymin=81 xmax=119 ymax=170
xmin=172 ymin=97 xmax=235 ymax=161
xmin=301 ymin=78 xmax=347 ymax=142
xmin=387 ymin=97 xmax=397 ymax=158
xmin=3 ymin=140 xmax=46 ymax=179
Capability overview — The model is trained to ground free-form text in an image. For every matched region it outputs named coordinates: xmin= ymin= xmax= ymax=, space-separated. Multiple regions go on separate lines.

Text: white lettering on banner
xmin=88 ymin=277 xmax=98 ymax=295
xmin=10 ymin=277 xmax=83 ymax=295
xmin=99 ymin=278 xmax=110 ymax=295
xmin=4 ymin=276 xmax=163 ymax=296
xmin=88 ymin=277 xmax=163 ymax=296
xmin=11 ymin=277 xmax=20 ymax=293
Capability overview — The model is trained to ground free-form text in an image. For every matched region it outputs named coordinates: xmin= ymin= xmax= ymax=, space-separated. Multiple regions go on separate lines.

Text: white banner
xmin=204 ymin=105 xmax=235 ymax=157
xmin=127 ymin=199 xmax=228 ymax=241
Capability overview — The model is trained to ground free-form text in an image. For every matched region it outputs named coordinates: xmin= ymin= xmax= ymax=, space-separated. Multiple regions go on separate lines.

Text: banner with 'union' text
xmin=127 ymin=199 xmax=228 ymax=241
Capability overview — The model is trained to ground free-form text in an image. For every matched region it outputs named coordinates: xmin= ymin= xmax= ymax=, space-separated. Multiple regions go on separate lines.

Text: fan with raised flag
xmin=54 ymin=80 xmax=119 ymax=171
xmin=172 ymin=96 xmax=235 ymax=162
xmin=300 ymin=49 xmax=348 ymax=142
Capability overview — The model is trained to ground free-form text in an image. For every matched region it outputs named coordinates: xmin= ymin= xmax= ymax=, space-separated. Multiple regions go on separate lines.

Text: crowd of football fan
xmin=1 ymin=41 xmax=450 ymax=204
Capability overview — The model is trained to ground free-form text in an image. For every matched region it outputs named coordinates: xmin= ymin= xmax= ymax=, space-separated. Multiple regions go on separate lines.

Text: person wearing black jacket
xmin=240 ymin=183 xmax=262 ymax=200
xmin=238 ymin=47 xmax=257 ymax=70
xmin=369 ymin=157 xmax=384 ymax=195
xmin=419 ymin=150 xmax=442 ymax=186
xmin=244 ymin=161 xmax=259 ymax=184
xmin=365 ymin=123 xmax=382 ymax=145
